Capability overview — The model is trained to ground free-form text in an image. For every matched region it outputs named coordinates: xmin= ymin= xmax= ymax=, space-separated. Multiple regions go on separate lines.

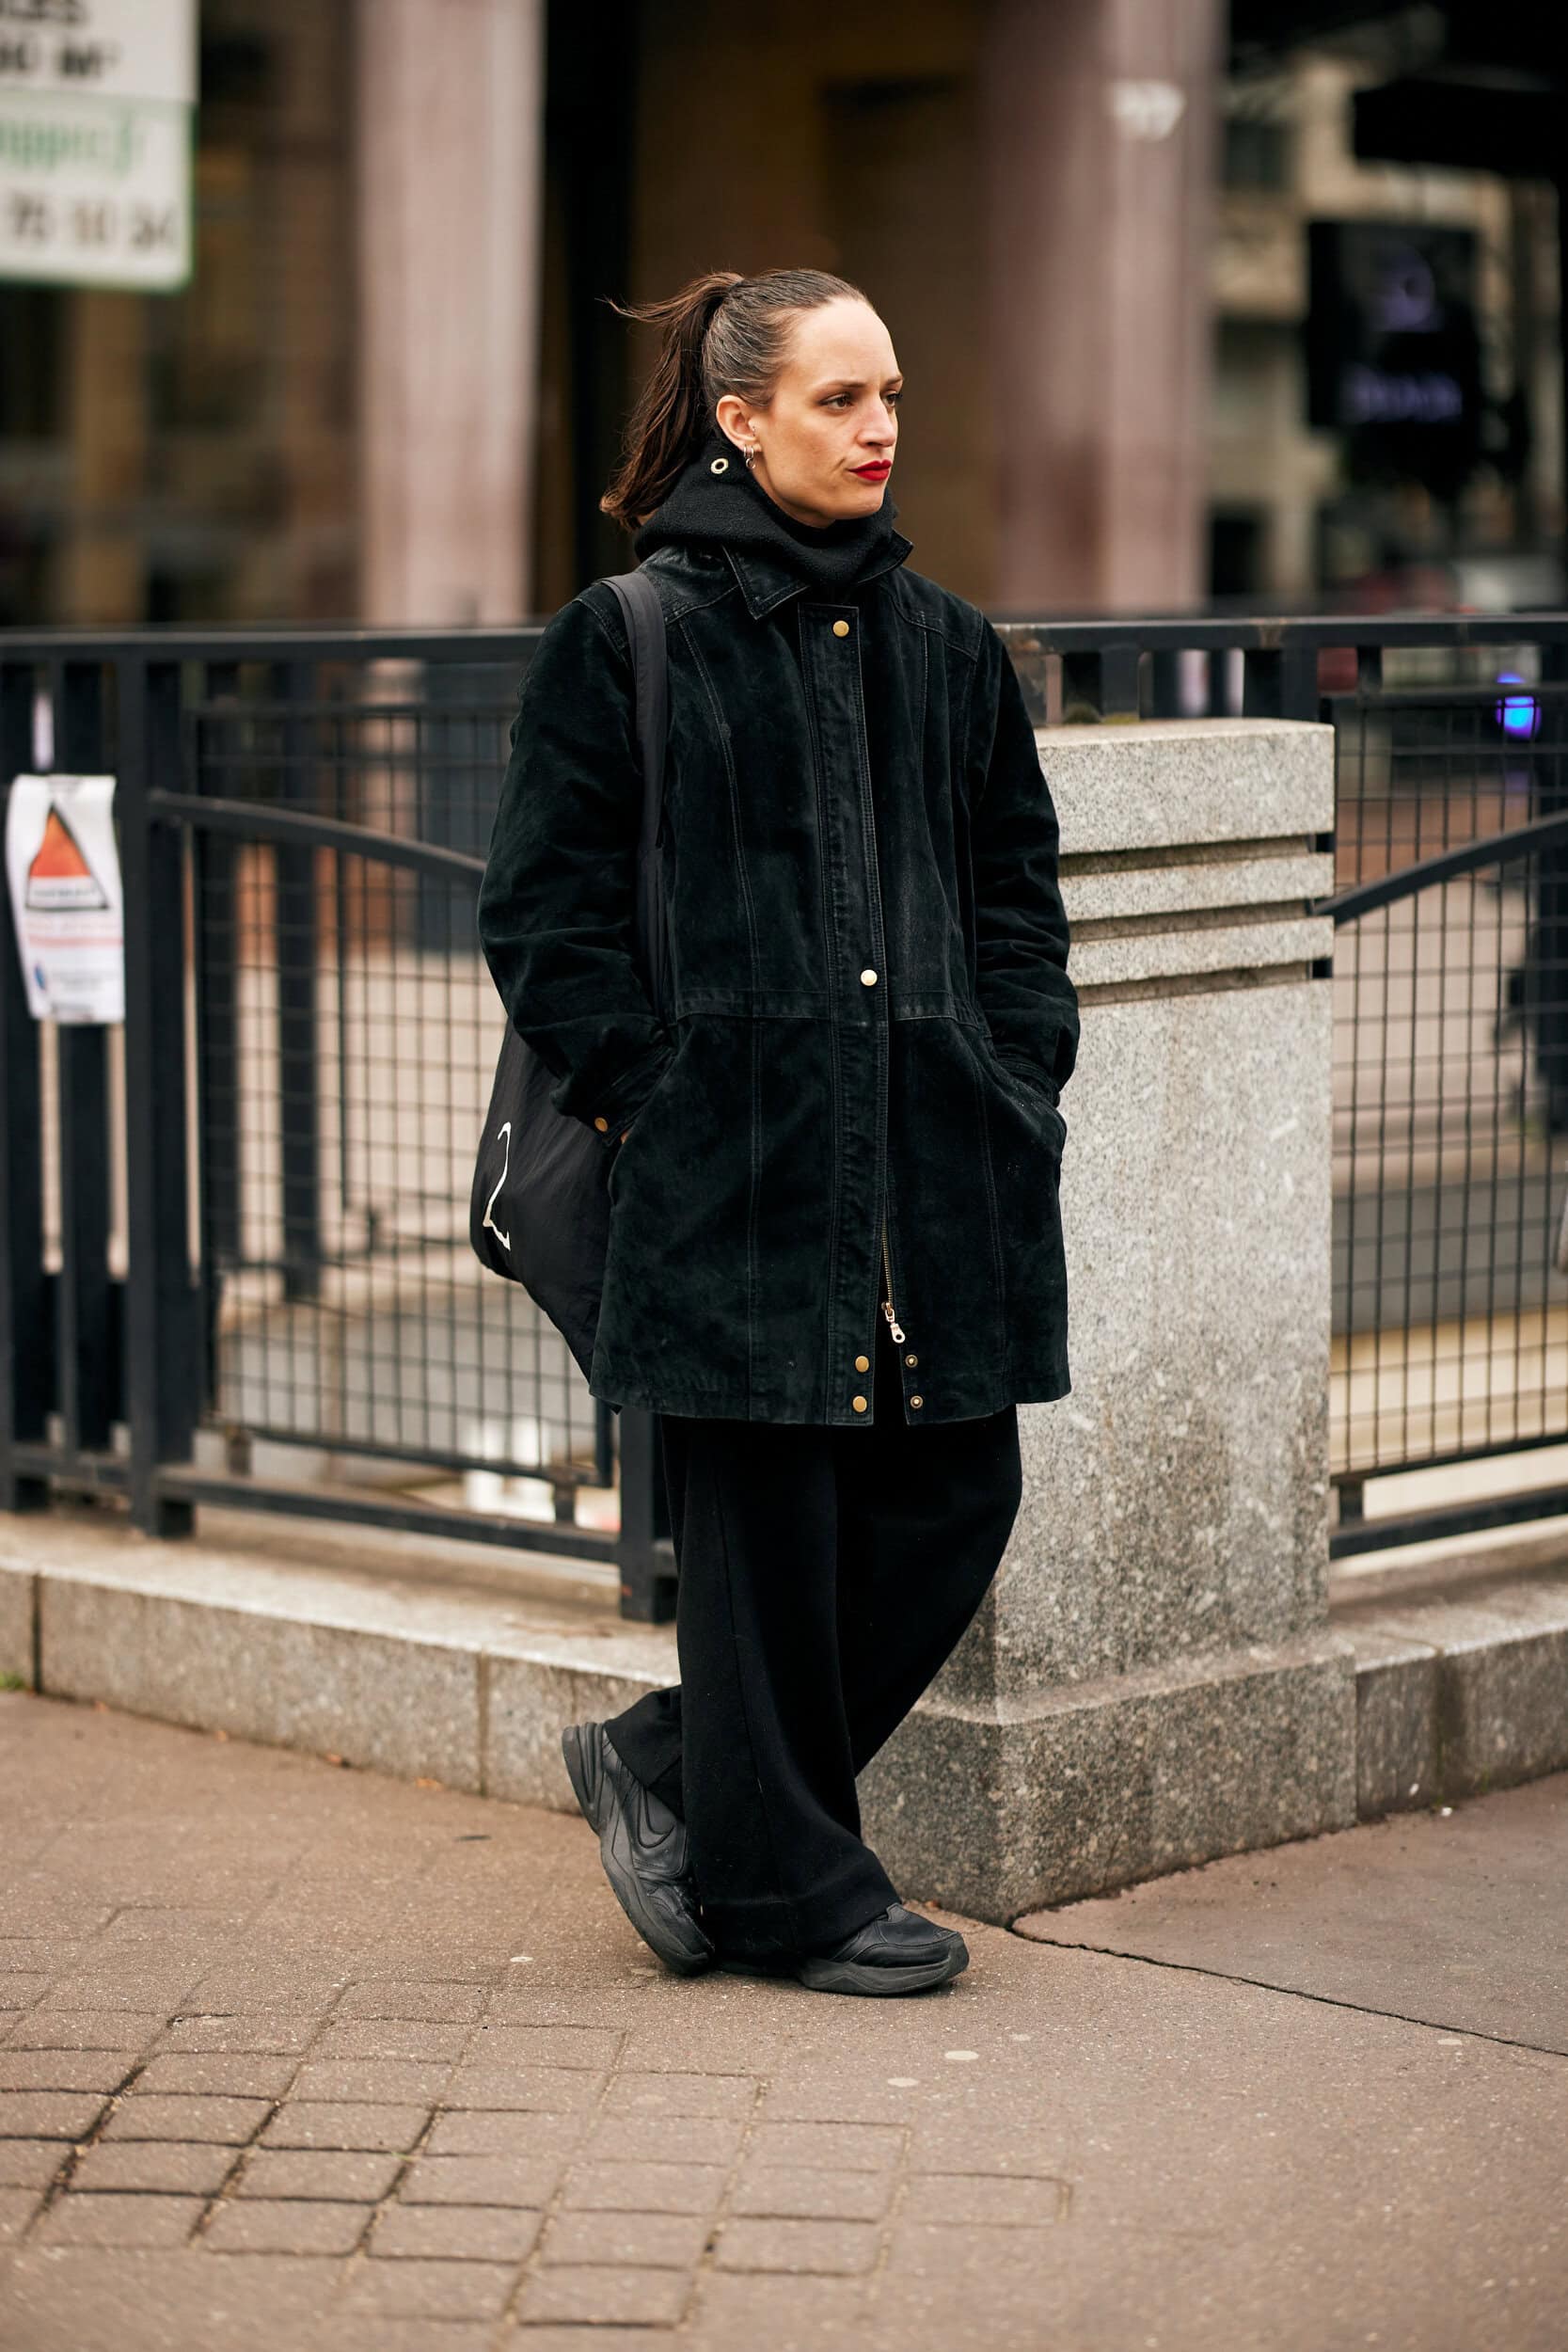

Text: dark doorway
xmin=1210 ymin=508 xmax=1268 ymax=600
xmin=535 ymin=0 xmax=641 ymax=609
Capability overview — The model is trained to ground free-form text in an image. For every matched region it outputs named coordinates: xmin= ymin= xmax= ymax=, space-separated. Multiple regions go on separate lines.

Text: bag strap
xmin=603 ymin=567 xmax=671 ymax=1018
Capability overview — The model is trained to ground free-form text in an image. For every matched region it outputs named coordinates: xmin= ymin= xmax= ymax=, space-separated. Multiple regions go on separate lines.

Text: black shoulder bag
xmin=469 ymin=569 xmax=670 ymax=1394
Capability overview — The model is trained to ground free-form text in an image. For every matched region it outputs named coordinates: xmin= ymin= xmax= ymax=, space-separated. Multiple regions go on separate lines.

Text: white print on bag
xmin=483 ymin=1120 xmax=512 ymax=1254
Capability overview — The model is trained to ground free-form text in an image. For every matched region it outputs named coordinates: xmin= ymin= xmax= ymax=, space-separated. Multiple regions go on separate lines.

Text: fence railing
xmin=3 ymin=612 xmax=1566 ymax=1606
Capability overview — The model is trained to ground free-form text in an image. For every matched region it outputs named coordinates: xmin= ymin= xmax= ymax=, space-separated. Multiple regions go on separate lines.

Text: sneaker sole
xmin=562 ymin=1724 xmax=712 ymax=1980
xmin=796 ymin=1943 xmax=970 ymax=1998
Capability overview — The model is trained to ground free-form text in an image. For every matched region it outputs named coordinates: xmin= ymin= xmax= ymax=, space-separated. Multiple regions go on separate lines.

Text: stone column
xmin=356 ymin=0 xmax=546 ymax=625
xmin=861 ymin=718 xmax=1354 ymax=1921
xmin=977 ymin=0 xmax=1222 ymax=612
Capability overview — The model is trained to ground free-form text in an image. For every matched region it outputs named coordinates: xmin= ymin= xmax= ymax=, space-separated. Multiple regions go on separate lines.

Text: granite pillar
xmin=978 ymin=0 xmax=1222 ymax=612
xmin=861 ymin=718 xmax=1356 ymax=1920
xmin=356 ymin=0 xmax=546 ymax=625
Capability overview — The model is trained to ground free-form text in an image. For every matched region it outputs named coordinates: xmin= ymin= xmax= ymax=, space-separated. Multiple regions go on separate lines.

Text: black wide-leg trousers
xmin=604 ymin=1310 xmax=1023 ymax=1959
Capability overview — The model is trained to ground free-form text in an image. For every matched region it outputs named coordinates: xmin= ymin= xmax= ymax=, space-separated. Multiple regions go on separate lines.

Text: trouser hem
xmin=699 ymin=1852 xmax=897 ymax=1962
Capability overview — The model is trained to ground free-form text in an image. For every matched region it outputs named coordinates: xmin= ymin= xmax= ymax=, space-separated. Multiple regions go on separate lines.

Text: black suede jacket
xmin=478 ymin=429 xmax=1079 ymax=1426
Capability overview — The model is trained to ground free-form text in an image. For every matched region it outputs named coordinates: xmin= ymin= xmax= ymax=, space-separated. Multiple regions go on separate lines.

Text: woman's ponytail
xmin=599 ymin=266 xmax=869 ymax=532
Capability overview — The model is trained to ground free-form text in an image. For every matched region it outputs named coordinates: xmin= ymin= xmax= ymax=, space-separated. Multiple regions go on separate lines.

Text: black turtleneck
xmin=632 ymin=425 xmax=912 ymax=596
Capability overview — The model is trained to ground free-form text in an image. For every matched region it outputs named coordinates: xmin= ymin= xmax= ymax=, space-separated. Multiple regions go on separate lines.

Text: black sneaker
xmin=796 ymin=1903 xmax=969 ymax=1997
xmin=561 ymin=1722 xmax=714 ymax=1978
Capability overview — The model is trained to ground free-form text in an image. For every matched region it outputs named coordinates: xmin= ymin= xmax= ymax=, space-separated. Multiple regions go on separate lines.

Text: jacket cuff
xmin=583 ymin=1036 xmax=676 ymax=1147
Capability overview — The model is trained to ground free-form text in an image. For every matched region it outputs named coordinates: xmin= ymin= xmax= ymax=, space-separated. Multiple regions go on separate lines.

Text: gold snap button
xmin=860 ymin=968 xmax=878 ymax=987
xmin=593 ymin=1117 xmax=609 ymax=1132
xmin=910 ymin=1395 xmax=924 ymax=1408
xmin=852 ymin=1394 xmax=868 ymax=1413
xmin=710 ymin=456 xmax=729 ymax=472
xmin=832 ymin=619 xmax=850 ymax=637
xmin=855 ymin=1354 xmax=869 ymax=1373
xmin=905 ymin=1354 xmax=918 ymax=1367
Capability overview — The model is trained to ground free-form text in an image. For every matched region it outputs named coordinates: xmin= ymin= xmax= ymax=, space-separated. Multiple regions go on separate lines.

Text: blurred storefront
xmin=1217 ymin=5 xmax=1565 ymax=611
xmin=0 ymin=0 xmax=1561 ymax=630
xmin=0 ymin=0 xmax=358 ymax=628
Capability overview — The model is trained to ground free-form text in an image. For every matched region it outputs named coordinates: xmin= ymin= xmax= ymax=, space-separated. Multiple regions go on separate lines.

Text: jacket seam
xmin=664 ymin=578 xmax=745 ymax=624
xmin=881 ymin=575 xmax=984 ymax=657
xmin=685 ymin=627 xmax=763 ymax=1396
xmin=582 ymin=570 xmax=741 ymax=639
xmin=968 ymin=1047 xmax=1014 ymax=1384
xmin=685 ymin=632 xmax=761 ymax=981
xmin=577 ymin=589 xmax=631 ymax=665
xmin=800 ymin=611 xmax=847 ymax=1407
xmin=903 ymin=612 xmax=982 ymax=660
xmin=959 ymin=626 xmax=986 ymax=807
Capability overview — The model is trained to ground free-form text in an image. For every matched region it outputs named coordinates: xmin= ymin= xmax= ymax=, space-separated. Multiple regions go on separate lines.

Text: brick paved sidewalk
xmin=1 ymin=1691 xmax=1564 ymax=2352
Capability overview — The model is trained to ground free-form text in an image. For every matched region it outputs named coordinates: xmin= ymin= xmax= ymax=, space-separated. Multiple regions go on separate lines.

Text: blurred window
xmin=1223 ymin=115 xmax=1291 ymax=191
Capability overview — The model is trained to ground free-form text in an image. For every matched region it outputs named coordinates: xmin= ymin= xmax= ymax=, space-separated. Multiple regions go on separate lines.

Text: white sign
xmin=5 ymin=774 xmax=124 ymax=1024
xmin=0 ymin=0 xmax=196 ymax=290
xmin=0 ymin=4 xmax=195 ymax=103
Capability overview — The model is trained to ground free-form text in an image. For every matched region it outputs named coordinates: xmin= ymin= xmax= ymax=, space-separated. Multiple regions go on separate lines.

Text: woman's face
xmin=715 ymin=299 xmax=901 ymax=529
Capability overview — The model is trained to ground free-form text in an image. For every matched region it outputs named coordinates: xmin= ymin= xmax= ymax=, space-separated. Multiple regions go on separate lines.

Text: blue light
xmin=1495 ymin=672 xmax=1540 ymax=740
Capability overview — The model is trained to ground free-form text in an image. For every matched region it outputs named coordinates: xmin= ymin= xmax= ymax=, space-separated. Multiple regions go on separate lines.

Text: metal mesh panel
xmin=187 ymin=663 xmax=606 ymax=1505
xmin=1330 ymin=664 xmax=1568 ymax=1485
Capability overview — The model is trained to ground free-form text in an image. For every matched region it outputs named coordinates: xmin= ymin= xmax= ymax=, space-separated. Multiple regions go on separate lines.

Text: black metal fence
xmin=0 ymin=631 xmax=673 ymax=1616
xmin=1003 ymin=609 xmax=1568 ymax=1553
xmin=2 ymin=613 xmax=1566 ymax=1607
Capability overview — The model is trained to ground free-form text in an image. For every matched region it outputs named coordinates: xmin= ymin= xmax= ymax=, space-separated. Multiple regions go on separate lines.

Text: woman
xmin=478 ymin=268 xmax=1077 ymax=1998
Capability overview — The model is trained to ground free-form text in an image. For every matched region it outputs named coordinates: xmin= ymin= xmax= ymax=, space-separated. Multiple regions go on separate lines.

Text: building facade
xmin=0 ymin=0 xmax=1559 ymax=631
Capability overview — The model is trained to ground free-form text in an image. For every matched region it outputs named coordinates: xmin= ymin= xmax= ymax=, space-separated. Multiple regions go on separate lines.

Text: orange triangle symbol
xmin=25 ymin=803 xmax=109 ymax=909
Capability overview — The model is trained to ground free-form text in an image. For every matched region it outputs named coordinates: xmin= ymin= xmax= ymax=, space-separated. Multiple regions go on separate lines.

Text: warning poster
xmin=5 ymin=775 xmax=124 ymax=1024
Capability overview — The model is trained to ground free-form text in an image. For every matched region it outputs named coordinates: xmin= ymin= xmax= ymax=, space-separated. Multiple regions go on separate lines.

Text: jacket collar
xmin=633 ymin=425 xmax=913 ymax=620
xmin=720 ymin=533 xmax=913 ymax=619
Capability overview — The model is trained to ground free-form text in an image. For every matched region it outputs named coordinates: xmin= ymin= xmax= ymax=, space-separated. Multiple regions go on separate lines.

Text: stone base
xmin=859 ymin=1631 xmax=1357 ymax=1923
xmin=5 ymin=1515 xmax=1568 ymax=1921
xmin=0 ymin=1550 xmax=34 ymax=1683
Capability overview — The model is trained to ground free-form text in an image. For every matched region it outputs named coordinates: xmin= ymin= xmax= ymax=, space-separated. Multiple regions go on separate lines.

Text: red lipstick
xmin=851 ymin=462 xmax=892 ymax=482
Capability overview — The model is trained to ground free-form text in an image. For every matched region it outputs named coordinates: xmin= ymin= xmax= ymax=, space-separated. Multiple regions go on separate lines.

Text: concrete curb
xmin=3 ymin=1519 xmax=1566 ymax=1908
xmin=0 ymin=1526 xmax=673 ymax=1814
xmin=1333 ymin=1555 xmax=1568 ymax=1815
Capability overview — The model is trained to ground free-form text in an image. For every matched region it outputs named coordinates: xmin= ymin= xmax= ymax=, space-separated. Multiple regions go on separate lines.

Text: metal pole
xmin=53 ymin=660 xmax=115 ymax=1461
xmin=119 ymin=656 xmax=198 ymax=1535
xmin=0 ymin=661 xmax=48 ymax=1512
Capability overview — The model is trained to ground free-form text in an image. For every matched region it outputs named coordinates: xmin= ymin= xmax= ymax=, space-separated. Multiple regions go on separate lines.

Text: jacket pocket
xmin=606 ymin=1032 xmax=683 ymax=1193
xmin=974 ymin=1027 xmax=1067 ymax=1150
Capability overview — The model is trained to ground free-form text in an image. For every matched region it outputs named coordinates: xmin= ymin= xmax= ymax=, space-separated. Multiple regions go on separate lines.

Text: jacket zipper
xmin=879 ymin=1216 xmax=906 ymax=1346
xmin=844 ymin=611 xmax=906 ymax=1375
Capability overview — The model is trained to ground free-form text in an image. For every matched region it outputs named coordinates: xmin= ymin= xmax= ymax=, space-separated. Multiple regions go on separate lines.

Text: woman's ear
xmin=712 ymin=392 xmax=754 ymax=452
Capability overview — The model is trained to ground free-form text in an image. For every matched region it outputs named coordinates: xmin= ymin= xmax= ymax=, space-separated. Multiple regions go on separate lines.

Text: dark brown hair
xmin=599 ymin=267 xmax=872 ymax=532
